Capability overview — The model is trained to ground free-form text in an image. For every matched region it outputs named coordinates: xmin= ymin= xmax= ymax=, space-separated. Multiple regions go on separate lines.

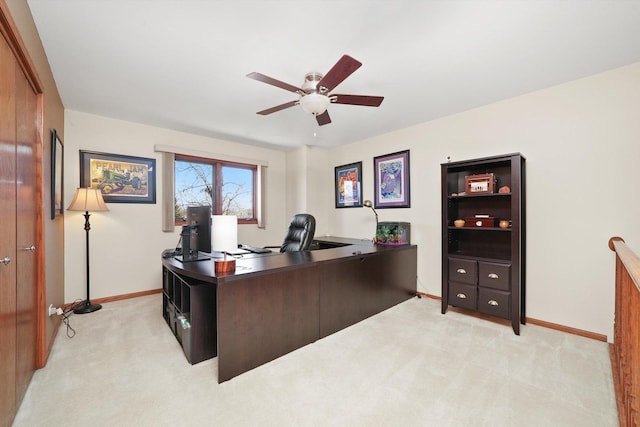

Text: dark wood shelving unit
xmin=162 ymin=266 xmax=217 ymax=364
xmin=441 ymin=153 xmax=526 ymax=334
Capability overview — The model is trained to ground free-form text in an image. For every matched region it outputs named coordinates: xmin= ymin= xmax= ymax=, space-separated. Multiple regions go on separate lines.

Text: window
xmin=174 ymin=154 xmax=257 ymax=224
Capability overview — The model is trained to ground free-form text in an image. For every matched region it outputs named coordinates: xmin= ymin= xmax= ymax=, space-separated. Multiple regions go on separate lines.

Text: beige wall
xmin=284 ymin=145 xmax=331 ymax=237
xmin=6 ymin=0 xmax=65 ymax=361
xmin=285 ymin=147 xmax=308 ymax=219
xmin=63 ymin=110 xmax=287 ymax=301
xmin=327 ymin=62 xmax=640 ymax=339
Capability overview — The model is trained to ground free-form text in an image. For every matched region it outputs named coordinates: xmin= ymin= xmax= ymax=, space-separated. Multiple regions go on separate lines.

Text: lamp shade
xmin=211 ymin=215 xmax=238 ymax=253
xmin=67 ymin=188 xmax=109 ymax=212
xmin=299 ymin=93 xmax=330 ymax=115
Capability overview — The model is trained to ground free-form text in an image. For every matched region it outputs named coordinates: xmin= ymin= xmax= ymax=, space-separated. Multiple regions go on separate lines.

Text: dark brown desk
xmin=162 ymin=237 xmax=417 ymax=382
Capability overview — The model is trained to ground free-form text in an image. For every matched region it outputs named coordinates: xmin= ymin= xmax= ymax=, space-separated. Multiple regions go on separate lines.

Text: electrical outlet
xmin=48 ymin=304 xmax=57 ymax=316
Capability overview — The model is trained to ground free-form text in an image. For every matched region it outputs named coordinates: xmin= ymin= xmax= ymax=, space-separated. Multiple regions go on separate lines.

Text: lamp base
xmin=214 ymin=259 xmax=236 ymax=274
xmin=73 ymin=301 xmax=102 ymax=314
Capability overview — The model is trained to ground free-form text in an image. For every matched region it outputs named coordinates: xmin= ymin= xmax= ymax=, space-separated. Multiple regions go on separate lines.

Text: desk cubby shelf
xmin=162 ymin=267 xmax=216 ymax=364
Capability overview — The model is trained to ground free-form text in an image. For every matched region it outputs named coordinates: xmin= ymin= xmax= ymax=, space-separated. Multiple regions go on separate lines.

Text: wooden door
xmin=15 ymin=58 xmax=39 ymax=401
xmin=0 ymin=33 xmax=18 ymax=427
xmin=0 ymin=27 xmax=40 ymax=426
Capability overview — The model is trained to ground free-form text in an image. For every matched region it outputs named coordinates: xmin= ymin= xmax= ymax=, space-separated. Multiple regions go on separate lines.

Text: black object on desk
xmin=238 ymin=244 xmax=272 ymax=254
xmin=174 ymin=251 xmax=211 ymax=263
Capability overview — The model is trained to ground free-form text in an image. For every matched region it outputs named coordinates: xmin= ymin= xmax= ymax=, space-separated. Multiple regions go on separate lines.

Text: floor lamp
xmin=67 ymin=188 xmax=109 ymax=314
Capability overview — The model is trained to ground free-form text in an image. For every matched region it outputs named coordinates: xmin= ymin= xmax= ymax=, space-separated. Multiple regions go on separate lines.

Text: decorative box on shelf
xmin=375 ymin=222 xmax=410 ymax=245
xmin=464 ymin=216 xmax=498 ymax=228
xmin=465 ymin=173 xmax=496 ymax=194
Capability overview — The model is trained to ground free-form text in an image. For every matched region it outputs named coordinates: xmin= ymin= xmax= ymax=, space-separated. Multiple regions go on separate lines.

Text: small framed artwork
xmin=335 ymin=161 xmax=363 ymax=208
xmin=79 ymin=150 xmax=156 ymax=204
xmin=373 ymin=150 xmax=410 ymax=208
xmin=51 ymin=129 xmax=63 ymax=219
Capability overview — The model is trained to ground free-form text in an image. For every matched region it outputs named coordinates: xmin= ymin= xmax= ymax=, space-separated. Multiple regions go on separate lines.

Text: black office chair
xmin=269 ymin=213 xmax=316 ymax=253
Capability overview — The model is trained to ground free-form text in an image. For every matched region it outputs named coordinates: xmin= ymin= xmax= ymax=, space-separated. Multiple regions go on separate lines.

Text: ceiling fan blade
xmin=316 ymin=110 xmax=331 ymax=126
xmin=331 ymin=94 xmax=384 ymax=107
xmin=317 ymin=55 xmax=362 ymax=93
xmin=247 ymin=72 xmax=303 ymax=94
xmin=257 ymin=100 xmax=299 ymax=115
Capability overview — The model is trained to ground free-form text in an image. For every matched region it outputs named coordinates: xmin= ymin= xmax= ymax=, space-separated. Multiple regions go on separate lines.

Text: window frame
xmin=174 ymin=153 xmax=257 ymax=226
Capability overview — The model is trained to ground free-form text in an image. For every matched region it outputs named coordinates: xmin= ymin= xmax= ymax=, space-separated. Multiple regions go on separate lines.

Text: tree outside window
xmin=174 ymin=156 xmax=256 ymax=224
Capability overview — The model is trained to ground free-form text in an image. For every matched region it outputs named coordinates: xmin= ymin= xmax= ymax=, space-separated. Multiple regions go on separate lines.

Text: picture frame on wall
xmin=79 ymin=150 xmax=156 ymax=204
xmin=373 ymin=150 xmax=410 ymax=208
xmin=51 ymin=129 xmax=63 ymax=219
xmin=335 ymin=161 xmax=363 ymax=208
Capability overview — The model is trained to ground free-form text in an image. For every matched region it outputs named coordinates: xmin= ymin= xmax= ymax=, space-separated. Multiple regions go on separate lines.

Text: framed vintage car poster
xmin=79 ymin=150 xmax=156 ymax=204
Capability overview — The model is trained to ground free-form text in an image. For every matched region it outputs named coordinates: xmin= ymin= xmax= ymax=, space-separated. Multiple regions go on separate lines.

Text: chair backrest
xmin=280 ymin=214 xmax=316 ymax=253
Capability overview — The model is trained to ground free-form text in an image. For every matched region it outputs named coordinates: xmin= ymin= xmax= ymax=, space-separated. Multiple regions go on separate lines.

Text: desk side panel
xmin=319 ymin=246 xmax=417 ymax=338
xmin=217 ymin=266 xmax=320 ymax=382
xmin=382 ymin=246 xmax=418 ymax=305
xmin=319 ymin=253 xmax=384 ymax=337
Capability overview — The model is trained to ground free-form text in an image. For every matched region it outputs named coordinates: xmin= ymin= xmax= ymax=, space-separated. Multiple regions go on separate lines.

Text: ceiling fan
xmin=247 ymin=55 xmax=384 ymax=126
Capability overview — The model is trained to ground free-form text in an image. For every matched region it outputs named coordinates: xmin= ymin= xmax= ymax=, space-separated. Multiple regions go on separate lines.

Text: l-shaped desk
xmin=161 ymin=237 xmax=417 ymax=382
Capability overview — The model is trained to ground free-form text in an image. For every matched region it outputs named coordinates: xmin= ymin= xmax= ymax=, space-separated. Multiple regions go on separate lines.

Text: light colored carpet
xmin=13 ymin=294 xmax=618 ymax=427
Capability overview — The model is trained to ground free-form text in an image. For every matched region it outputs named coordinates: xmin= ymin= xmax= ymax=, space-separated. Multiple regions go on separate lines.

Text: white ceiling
xmin=27 ymin=0 xmax=640 ymax=151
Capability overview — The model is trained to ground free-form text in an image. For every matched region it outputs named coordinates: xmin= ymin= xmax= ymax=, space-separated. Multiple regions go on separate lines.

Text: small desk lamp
xmin=363 ymin=200 xmax=379 ymax=242
xmin=67 ymin=188 xmax=109 ymax=314
xmin=212 ymin=215 xmax=238 ymax=274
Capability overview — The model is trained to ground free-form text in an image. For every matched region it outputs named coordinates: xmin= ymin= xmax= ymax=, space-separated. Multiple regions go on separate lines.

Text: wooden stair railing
xmin=609 ymin=236 xmax=640 ymax=427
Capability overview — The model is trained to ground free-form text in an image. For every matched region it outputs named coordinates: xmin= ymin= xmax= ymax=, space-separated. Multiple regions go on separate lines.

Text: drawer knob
xmin=488 ymin=299 xmax=499 ymax=306
xmin=456 ymin=293 xmax=467 ymax=299
xmin=488 ymin=273 xmax=499 ymax=279
xmin=456 ymin=268 xmax=467 ymax=274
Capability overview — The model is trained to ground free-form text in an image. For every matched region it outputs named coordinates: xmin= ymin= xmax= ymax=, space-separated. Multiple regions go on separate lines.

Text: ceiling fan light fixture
xmin=247 ymin=55 xmax=383 ymax=123
xmin=299 ymin=93 xmax=330 ymax=115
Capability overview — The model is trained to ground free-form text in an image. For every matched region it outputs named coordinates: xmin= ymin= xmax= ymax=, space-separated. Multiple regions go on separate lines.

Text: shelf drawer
xmin=449 ymin=282 xmax=476 ymax=311
xmin=477 ymin=288 xmax=510 ymax=319
xmin=478 ymin=261 xmax=511 ymax=291
xmin=176 ymin=312 xmax=190 ymax=344
xmin=448 ymin=257 xmax=477 ymax=285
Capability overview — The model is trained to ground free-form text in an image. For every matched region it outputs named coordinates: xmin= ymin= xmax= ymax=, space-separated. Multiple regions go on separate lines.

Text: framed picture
xmin=335 ymin=161 xmax=363 ymax=208
xmin=51 ymin=129 xmax=63 ymax=219
xmin=80 ymin=150 xmax=156 ymax=204
xmin=373 ymin=150 xmax=410 ymax=208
